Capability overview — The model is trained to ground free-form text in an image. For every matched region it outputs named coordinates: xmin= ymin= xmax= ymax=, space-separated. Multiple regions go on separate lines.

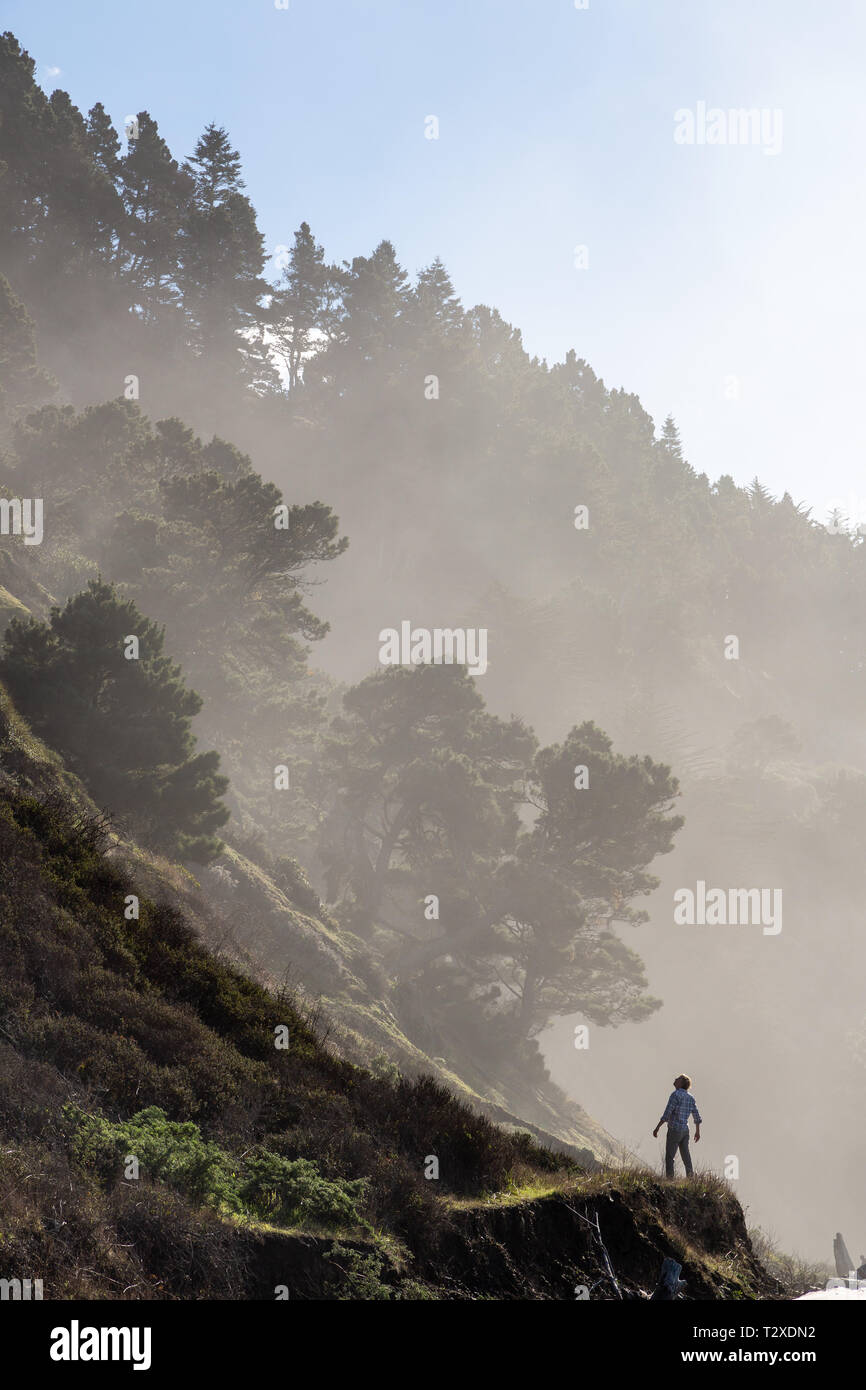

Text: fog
xmin=3 ymin=20 xmax=864 ymax=1271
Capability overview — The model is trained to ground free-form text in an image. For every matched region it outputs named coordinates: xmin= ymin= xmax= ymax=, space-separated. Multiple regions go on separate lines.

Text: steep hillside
xmin=0 ymin=566 xmax=620 ymax=1169
xmin=5 ymin=24 xmax=856 ymax=1269
xmin=0 ymin=680 xmax=775 ymax=1300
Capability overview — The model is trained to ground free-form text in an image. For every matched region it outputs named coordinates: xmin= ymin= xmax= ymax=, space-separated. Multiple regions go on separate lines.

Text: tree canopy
xmin=0 ymin=580 xmax=229 ymax=860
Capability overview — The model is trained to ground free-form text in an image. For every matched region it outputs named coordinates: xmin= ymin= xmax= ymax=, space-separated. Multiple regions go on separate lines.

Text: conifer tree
xmin=659 ymin=413 xmax=684 ymax=462
xmin=85 ymin=101 xmax=122 ymax=180
xmin=0 ymin=275 xmax=55 ymax=422
xmin=118 ymin=112 xmax=192 ymax=327
xmin=413 ymin=257 xmax=464 ymax=336
xmin=179 ymin=124 xmax=276 ymax=389
xmin=271 ymin=223 xmax=338 ymax=390
xmin=332 ymin=239 xmax=412 ymax=376
xmin=0 ymin=38 xmax=121 ymax=298
xmin=83 ymin=102 xmax=124 ymax=267
xmin=0 ymin=33 xmax=55 ymax=267
xmin=0 ymin=580 xmax=229 ymax=861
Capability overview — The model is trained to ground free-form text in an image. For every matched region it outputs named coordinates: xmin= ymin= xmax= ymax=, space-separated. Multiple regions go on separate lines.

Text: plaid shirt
xmin=661 ymin=1089 xmax=702 ymax=1131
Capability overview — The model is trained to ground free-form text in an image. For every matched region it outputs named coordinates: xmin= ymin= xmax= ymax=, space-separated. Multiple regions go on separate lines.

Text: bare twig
xmin=563 ymin=1201 xmax=623 ymax=1299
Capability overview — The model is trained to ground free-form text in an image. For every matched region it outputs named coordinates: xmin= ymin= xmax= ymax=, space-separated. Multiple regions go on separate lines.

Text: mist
xmin=2 ymin=8 xmax=863 ymax=1300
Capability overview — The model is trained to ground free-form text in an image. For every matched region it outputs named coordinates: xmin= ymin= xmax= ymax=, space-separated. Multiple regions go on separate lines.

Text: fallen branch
xmin=563 ymin=1201 xmax=623 ymax=1299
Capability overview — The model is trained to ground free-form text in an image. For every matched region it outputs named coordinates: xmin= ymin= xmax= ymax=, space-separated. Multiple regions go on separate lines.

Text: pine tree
xmin=0 ymin=275 xmax=55 ymax=423
xmin=0 ymin=33 xmax=54 ymax=268
xmin=178 ymin=124 xmax=276 ymax=390
xmin=271 ymin=223 xmax=337 ymax=391
xmin=0 ymin=580 xmax=229 ymax=861
xmin=317 ymin=664 xmax=535 ymax=933
xmin=334 ymin=240 xmax=412 ymax=371
xmin=495 ymin=722 xmax=682 ymax=1037
xmin=0 ymin=39 xmax=122 ymax=299
xmin=413 ymin=257 xmax=464 ymax=336
xmin=184 ymin=123 xmax=243 ymax=211
xmin=118 ymin=112 xmax=192 ymax=326
xmin=85 ymin=102 xmax=122 ymax=179
xmin=659 ymin=413 xmax=684 ymax=462
xmin=83 ymin=103 xmax=124 ymax=267
xmin=748 ymin=476 xmax=775 ymax=507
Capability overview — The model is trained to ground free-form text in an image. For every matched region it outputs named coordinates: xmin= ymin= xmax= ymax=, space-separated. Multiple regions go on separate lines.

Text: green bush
xmin=323 ymin=1242 xmax=438 ymax=1300
xmin=239 ymin=1150 xmax=367 ymax=1227
xmin=65 ymin=1105 xmax=367 ymax=1230
xmin=66 ymin=1106 xmax=238 ymax=1207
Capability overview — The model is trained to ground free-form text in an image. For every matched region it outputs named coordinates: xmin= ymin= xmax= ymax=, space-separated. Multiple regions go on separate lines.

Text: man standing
xmin=653 ymin=1073 xmax=702 ymax=1178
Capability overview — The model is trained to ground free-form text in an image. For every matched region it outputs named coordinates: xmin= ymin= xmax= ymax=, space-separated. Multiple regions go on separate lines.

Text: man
xmin=653 ymin=1073 xmax=702 ymax=1178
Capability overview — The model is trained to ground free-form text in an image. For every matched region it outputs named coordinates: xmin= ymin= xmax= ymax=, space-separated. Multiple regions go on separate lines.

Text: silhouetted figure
xmin=653 ymin=1073 xmax=702 ymax=1178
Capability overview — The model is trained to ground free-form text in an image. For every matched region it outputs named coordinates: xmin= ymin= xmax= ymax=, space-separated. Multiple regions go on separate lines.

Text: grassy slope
xmin=0 ymin=678 xmax=778 ymax=1300
xmin=0 ymin=544 xmax=619 ymax=1167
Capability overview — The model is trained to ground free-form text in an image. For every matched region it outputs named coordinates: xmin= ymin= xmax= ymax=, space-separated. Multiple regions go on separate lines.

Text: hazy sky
xmin=7 ymin=0 xmax=866 ymax=523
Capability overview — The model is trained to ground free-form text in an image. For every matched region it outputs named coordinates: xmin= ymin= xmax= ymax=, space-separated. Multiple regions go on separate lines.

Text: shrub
xmin=323 ymin=1243 xmax=394 ymax=1300
xmin=323 ymin=1242 xmax=437 ymax=1300
xmin=65 ymin=1105 xmax=367 ymax=1231
xmin=748 ymin=1226 xmax=832 ymax=1297
xmin=239 ymin=1150 xmax=367 ymax=1227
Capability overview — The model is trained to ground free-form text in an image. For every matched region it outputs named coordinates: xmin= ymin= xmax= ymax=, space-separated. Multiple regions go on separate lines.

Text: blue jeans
xmin=665 ymin=1125 xmax=693 ymax=1178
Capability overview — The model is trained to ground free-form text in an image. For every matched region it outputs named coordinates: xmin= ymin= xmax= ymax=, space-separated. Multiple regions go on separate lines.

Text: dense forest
xmin=1 ymin=27 xmax=865 ymax=1271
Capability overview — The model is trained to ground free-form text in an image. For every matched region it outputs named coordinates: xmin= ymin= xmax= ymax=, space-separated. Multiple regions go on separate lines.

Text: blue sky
xmin=7 ymin=0 xmax=866 ymax=522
